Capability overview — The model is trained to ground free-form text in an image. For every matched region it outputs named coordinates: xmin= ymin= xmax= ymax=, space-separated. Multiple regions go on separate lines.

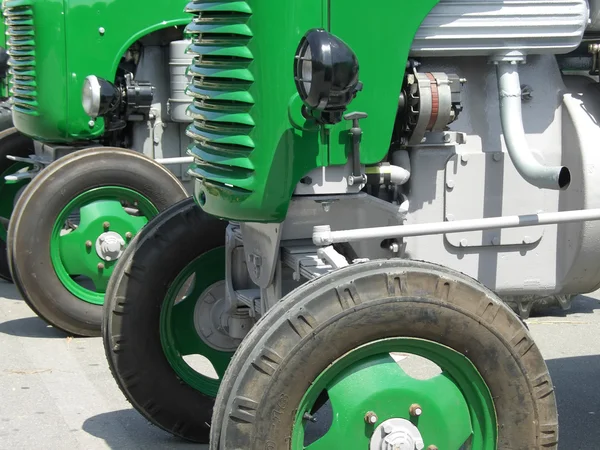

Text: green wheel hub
xmin=0 ymin=161 xmax=33 ymax=242
xmin=50 ymin=186 xmax=158 ymax=305
xmin=160 ymin=247 xmax=234 ymax=398
xmin=293 ymin=338 xmax=497 ymax=450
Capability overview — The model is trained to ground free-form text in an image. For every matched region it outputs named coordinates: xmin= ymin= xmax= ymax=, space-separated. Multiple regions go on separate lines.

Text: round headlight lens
xmin=82 ymin=75 xmax=101 ymax=118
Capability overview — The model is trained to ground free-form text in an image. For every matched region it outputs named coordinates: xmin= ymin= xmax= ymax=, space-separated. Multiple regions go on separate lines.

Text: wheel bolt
xmin=364 ymin=411 xmax=378 ymax=425
xmin=409 ymin=403 xmax=423 ymax=417
xmin=103 ymin=221 xmax=110 ymax=230
xmin=97 ymin=263 xmax=105 ymax=271
xmin=427 ymin=446 xmax=438 ymax=450
xmin=125 ymin=232 xmax=133 ymax=240
xmin=85 ymin=240 xmax=92 ymax=249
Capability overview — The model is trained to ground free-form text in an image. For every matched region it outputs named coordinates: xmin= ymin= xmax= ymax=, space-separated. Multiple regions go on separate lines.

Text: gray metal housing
xmin=411 ymin=0 xmax=589 ymax=57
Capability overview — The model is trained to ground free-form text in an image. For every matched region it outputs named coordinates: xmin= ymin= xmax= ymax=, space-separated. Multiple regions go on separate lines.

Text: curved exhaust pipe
xmin=496 ymin=62 xmax=571 ymax=190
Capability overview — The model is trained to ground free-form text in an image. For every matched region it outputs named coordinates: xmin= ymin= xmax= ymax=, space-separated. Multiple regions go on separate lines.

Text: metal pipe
xmin=312 ymin=208 xmax=600 ymax=246
xmin=153 ymin=156 xmax=194 ymax=165
xmin=496 ymin=62 xmax=571 ymax=190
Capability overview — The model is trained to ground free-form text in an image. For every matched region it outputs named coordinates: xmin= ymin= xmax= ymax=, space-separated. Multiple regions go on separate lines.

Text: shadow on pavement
xmin=0 ymin=316 xmax=67 ymax=339
xmin=546 ymin=354 xmax=600 ymax=450
xmin=82 ymin=409 xmax=202 ymax=449
xmin=0 ymin=280 xmax=22 ymax=301
xmin=81 ymin=355 xmax=600 ymax=449
xmin=530 ymin=295 xmax=600 ymax=318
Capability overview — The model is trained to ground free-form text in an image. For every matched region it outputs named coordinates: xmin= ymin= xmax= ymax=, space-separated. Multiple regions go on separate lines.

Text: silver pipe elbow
xmin=496 ymin=62 xmax=571 ymax=190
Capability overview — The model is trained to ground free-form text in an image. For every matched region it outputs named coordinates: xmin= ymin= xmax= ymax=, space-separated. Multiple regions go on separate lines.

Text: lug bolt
xmin=103 ymin=221 xmax=110 ymax=230
xmin=97 ymin=263 xmax=105 ymax=271
xmin=125 ymin=232 xmax=133 ymax=240
xmin=409 ymin=403 xmax=423 ymax=417
xmin=364 ymin=411 xmax=378 ymax=425
xmin=85 ymin=240 xmax=92 ymax=249
xmin=427 ymin=446 xmax=439 ymax=450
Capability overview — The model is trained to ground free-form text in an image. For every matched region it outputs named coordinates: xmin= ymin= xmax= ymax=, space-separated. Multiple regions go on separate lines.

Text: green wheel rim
xmin=0 ymin=161 xmax=33 ymax=242
xmin=160 ymin=247 xmax=234 ymax=398
xmin=50 ymin=186 xmax=158 ymax=305
xmin=292 ymin=338 xmax=497 ymax=450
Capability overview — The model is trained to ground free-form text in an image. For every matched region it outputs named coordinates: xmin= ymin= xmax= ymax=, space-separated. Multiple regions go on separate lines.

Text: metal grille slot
xmin=185 ymin=0 xmax=256 ymax=187
xmin=4 ymin=2 xmax=39 ymax=116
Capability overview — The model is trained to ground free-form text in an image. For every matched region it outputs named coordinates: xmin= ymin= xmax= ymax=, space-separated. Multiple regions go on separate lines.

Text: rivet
xmin=492 ymin=237 xmax=500 ymax=246
xmin=364 ymin=411 xmax=378 ymax=425
xmin=99 ymin=27 xmax=105 ymax=35
xmin=88 ymin=120 xmax=95 ymax=128
xmin=461 ymin=154 xmax=469 ymax=163
xmin=459 ymin=239 xmax=468 ymax=247
xmin=409 ymin=404 xmax=423 ymax=417
xmin=103 ymin=221 xmax=110 ymax=230
xmin=443 ymin=133 xmax=451 ymax=143
xmin=523 ymin=236 xmax=532 ymax=245
xmin=493 ymin=153 xmax=502 ymax=162
xmin=446 ymin=180 xmax=455 ymax=189
xmin=97 ymin=263 xmax=105 ymax=270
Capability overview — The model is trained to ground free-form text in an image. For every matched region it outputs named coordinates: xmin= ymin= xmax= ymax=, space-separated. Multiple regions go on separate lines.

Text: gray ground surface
xmin=1 ymin=280 xmax=599 ymax=449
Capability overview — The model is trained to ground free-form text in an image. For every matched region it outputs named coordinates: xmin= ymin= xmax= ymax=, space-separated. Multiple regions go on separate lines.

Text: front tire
xmin=8 ymin=147 xmax=189 ymax=336
xmin=103 ymin=197 xmax=233 ymax=443
xmin=211 ymin=260 xmax=558 ymax=450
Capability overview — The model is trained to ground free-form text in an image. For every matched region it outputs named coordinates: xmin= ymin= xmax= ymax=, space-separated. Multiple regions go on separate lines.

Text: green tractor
xmin=0 ymin=0 xmax=201 ymax=336
xmin=99 ymin=0 xmax=600 ymax=448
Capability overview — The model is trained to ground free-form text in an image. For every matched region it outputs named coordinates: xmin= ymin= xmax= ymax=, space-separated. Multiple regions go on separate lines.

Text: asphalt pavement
xmin=1 ymin=280 xmax=599 ymax=450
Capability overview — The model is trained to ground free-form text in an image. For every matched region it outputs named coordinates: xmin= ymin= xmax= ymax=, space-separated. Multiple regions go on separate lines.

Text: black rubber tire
xmin=103 ymin=197 xmax=227 ymax=443
xmin=211 ymin=260 xmax=558 ymax=450
xmin=8 ymin=147 xmax=189 ymax=337
xmin=0 ymin=126 xmax=34 ymax=282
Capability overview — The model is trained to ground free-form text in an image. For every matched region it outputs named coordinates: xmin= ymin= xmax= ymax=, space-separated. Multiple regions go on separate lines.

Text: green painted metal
xmin=0 ymin=161 xmax=31 ymax=241
xmin=292 ymin=338 xmax=497 ymax=450
xmin=3 ymin=0 xmax=190 ymax=143
xmin=159 ymin=247 xmax=234 ymax=398
xmin=50 ymin=186 xmax=158 ymax=305
xmin=185 ymin=0 xmax=440 ymax=222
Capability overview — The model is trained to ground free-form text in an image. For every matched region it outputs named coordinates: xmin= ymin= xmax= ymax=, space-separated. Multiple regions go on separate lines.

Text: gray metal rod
xmin=154 ymin=157 xmax=194 ymax=165
xmin=312 ymin=208 xmax=600 ymax=246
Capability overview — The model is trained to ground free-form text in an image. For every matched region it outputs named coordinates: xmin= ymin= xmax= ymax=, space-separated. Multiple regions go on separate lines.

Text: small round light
xmin=82 ymin=75 xmax=101 ymax=118
xmin=294 ymin=29 xmax=360 ymax=124
xmin=81 ymin=75 xmax=120 ymax=119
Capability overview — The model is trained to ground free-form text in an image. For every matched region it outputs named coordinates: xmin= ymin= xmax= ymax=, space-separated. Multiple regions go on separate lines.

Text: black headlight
xmin=294 ymin=29 xmax=361 ymax=124
xmin=82 ymin=75 xmax=120 ymax=119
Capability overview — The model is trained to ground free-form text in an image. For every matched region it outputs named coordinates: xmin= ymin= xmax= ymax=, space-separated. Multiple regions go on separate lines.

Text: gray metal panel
xmin=411 ymin=0 xmax=589 ymax=57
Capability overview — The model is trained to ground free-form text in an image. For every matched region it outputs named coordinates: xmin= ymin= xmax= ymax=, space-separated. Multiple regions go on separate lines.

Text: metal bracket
xmin=240 ymin=222 xmax=283 ymax=289
xmin=317 ymin=245 xmax=349 ymax=269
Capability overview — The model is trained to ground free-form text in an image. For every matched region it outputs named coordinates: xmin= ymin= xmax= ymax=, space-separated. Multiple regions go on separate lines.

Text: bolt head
xmin=125 ymin=232 xmax=133 ymax=240
xmin=99 ymin=27 xmax=105 ymax=35
xmin=85 ymin=240 xmax=92 ymax=249
xmin=364 ymin=411 xmax=378 ymax=424
xmin=409 ymin=403 xmax=423 ymax=417
xmin=492 ymin=237 xmax=500 ymax=246
xmin=97 ymin=263 xmax=105 ymax=270
xmin=88 ymin=120 xmax=95 ymax=128
xmin=383 ymin=424 xmax=394 ymax=434
xmin=461 ymin=154 xmax=469 ymax=163
xmin=493 ymin=153 xmax=502 ymax=162
xmin=446 ymin=180 xmax=455 ymax=189
xmin=427 ymin=446 xmax=439 ymax=450
xmin=103 ymin=221 xmax=110 ymax=230
xmin=459 ymin=239 xmax=468 ymax=247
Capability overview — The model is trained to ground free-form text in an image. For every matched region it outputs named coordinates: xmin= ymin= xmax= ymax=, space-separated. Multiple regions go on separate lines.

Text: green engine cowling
xmin=2 ymin=0 xmax=190 ymax=143
xmin=185 ymin=0 xmax=439 ymax=222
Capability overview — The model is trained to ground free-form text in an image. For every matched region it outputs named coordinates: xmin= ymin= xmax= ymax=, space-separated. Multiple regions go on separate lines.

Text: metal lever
xmin=344 ymin=112 xmax=368 ymax=186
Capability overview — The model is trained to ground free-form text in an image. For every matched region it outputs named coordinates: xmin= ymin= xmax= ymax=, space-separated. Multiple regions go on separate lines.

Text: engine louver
xmin=185 ymin=0 xmax=256 ymax=195
xmin=4 ymin=1 xmax=39 ymax=116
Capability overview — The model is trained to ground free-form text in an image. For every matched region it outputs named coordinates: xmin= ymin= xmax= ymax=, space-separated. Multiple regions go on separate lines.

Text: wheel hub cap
xmin=370 ymin=419 xmax=424 ymax=450
xmin=95 ymin=231 xmax=126 ymax=261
